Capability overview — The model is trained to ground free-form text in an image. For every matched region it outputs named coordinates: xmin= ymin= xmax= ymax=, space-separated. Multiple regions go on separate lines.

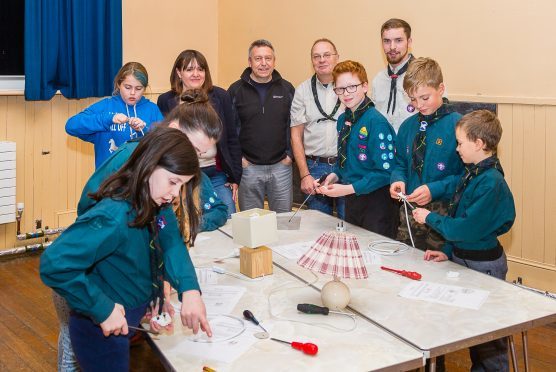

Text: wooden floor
xmin=1 ymin=253 xmax=555 ymax=371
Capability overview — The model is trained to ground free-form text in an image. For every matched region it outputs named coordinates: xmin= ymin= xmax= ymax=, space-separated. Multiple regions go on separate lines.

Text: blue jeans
xmin=305 ymin=159 xmax=345 ymax=219
xmin=453 ymin=251 xmax=509 ymax=372
xmin=202 ymin=166 xmax=236 ymax=218
xmin=69 ymin=303 xmax=147 ymax=372
xmin=239 ymin=161 xmax=292 ymax=213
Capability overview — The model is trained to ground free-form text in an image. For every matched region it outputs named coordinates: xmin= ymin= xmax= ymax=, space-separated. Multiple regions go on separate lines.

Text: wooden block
xmin=239 ymin=246 xmax=273 ymax=278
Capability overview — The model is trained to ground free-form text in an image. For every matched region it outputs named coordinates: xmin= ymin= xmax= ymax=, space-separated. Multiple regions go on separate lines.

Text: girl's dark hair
xmin=90 ymin=127 xmax=201 ymax=241
xmin=170 ymin=50 xmax=214 ymax=95
xmin=159 ymin=89 xmax=222 ymax=142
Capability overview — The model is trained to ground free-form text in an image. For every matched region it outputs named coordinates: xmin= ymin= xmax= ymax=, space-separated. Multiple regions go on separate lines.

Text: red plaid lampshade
xmin=297 ymin=231 xmax=368 ymax=279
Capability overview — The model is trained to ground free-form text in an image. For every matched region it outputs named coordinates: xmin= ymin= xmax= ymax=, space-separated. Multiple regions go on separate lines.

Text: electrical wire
xmin=267 ymin=271 xmax=357 ymax=333
xmin=188 ymin=314 xmax=246 ymax=343
xmin=367 ymin=240 xmax=410 ymax=255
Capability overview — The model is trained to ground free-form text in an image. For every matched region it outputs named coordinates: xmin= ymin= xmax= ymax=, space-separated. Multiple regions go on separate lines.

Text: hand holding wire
xmin=112 ymin=113 xmax=128 ymax=124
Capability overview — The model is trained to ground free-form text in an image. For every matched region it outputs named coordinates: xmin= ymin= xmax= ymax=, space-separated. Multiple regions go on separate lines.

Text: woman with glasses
xmin=315 ymin=60 xmax=399 ymax=238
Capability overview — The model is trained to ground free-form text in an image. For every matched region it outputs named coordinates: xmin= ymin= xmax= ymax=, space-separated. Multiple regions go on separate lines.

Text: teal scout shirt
xmin=425 ymin=168 xmax=515 ymax=258
xmin=40 ymin=198 xmax=197 ymax=323
xmin=77 ymin=140 xmax=228 ymax=231
xmin=391 ymin=112 xmax=464 ymax=200
xmin=334 ymin=107 xmax=396 ymax=195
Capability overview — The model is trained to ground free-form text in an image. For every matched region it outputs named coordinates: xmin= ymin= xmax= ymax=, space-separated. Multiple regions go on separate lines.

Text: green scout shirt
xmin=426 ymin=168 xmax=515 ymax=258
xmin=78 ymin=140 xmax=227 ymax=231
xmin=391 ymin=112 xmax=464 ymax=200
xmin=40 ymin=198 xmax=196 ymax=323
xmin=334 ymin=107 xmax=396 ymax=195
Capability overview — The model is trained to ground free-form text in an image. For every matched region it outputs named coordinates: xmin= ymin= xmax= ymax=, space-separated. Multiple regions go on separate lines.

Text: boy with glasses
xmin=316 ymin=61 xmax=398 ymax=237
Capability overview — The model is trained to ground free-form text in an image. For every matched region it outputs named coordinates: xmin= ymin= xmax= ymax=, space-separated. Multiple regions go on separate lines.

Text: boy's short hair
xmin=456 ymin=110 xmax=502 ymax=153
xmin=381 ymin=18 xmax=411 ymax=39
xmin=403 ymin=57 xmax=443 ymax=95
xmin=332 ymin=60 xmax=368 ymax=84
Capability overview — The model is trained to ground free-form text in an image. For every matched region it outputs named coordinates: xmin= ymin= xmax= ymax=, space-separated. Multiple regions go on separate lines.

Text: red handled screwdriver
xmin=381 ymin=266 xmax=422 ymax=280
xmin=270 ymin=337 xmax=318 ymax=355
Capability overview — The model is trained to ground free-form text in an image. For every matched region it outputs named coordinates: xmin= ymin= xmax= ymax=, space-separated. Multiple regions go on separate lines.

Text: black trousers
xmin=345 ymin=185 xmax=399 ymax=239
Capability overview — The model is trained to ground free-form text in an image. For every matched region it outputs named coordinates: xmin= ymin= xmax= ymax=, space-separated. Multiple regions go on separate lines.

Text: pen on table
xmin=203 ymin=366 xmax=217 ymax=372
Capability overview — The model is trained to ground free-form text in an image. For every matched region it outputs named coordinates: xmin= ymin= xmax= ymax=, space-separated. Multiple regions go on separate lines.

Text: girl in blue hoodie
xmin=66 ymin=62 xmax=163 ymax=169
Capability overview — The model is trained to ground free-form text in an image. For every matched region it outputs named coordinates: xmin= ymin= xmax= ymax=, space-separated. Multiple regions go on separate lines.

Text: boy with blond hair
xmin=413 ymin=110 xmax=515 ymax=371
xmin=390 ymin=57 xmax=464 ymax=251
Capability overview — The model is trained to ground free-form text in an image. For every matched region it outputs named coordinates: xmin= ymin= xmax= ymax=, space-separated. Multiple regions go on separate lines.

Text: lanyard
xmin=311 ymin=74 xmax=341 ymax=123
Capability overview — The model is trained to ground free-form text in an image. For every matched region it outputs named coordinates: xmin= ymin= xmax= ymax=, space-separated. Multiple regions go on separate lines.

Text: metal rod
xmin=128 ymin=325 xmax=159 ymax=335
xmin=270 ymin=337 xmax=290 ymax=345
xmin=288 ymin=193 xmax=312 ymax=222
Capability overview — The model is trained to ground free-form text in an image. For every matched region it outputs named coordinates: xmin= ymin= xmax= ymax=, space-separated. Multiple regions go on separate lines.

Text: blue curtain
xmin=24 ymin=0 xmax=122 ymax=101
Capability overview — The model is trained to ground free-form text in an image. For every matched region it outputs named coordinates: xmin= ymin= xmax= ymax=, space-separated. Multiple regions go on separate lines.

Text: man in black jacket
xmin=228 ymin=39 xmax=295 ymax=213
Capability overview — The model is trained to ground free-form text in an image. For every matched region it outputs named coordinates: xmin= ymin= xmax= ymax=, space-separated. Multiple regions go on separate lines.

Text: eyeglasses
xmin=333 ymin=83 xmax=363 ymax=95
xmin=312 ymin=53 xmax=337 ymax=61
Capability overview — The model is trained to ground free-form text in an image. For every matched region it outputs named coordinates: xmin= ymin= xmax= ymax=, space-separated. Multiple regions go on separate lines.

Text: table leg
xmin=509 ymin=335 xmax=519 ymax=372
xmin=428 ymin=356 xmax=436 ymax=372
xmin=522 ymin=331 xmax=529 ymax=372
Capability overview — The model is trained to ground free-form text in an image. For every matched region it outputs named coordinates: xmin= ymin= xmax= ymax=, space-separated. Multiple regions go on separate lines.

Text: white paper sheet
xmin=398 ymin=281 xmax=490 ymax=310
xmin=172 ymin=285 xmax=246 ymax=315
xmin=195 ymin=268 xmax=219 ymax=285
xmin=271 ymin=241 xmax=314 ymax=260
xmin=166 ymin=319 xmax=273 ymax=364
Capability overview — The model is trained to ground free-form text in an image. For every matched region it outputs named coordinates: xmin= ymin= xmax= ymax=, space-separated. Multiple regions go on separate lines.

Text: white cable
xmin=208 ymin=265 xmax=264 ymax=282
xmin=367 ymin=240 xmax=410 ymax=255
xmin=267 ymin=271 xmax=357 ymax=333
xmin=402 ymin=200 xmax=416 ymax=249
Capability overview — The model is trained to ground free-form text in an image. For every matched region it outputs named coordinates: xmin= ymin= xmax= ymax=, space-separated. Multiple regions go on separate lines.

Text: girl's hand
xmin=128 ymin=117 xmax=146 ymax=132
xmin=100 ymin=303 xmax=128 ymax=337
xmin=412 ymin=208 xmax=431 ymax=224
xmin=148 ymin=297 xmax=175 ymax=333
xmin=407 ymin=185 xmax=432 ymax=206
xmin=424 ymin=250 xmax=448 ymax=262
xmin=318 ymin=183 xmax=354 ymax=198
xmin=390 ymin=181 xmax=406 ymax=199
xmin=112 ymin=113 xmax=128 ymax=124
xmin=180 ymin=290 xmax=212 ymax=337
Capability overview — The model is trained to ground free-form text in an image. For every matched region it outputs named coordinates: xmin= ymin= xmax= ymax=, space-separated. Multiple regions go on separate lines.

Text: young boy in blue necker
xmin=390 ymin=57 xmax=464 ymax=251
xmin=413 ymin=109 xmax=515 ymax=371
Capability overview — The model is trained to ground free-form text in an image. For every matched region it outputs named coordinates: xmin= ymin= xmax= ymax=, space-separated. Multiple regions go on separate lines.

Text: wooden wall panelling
xmin=510 ymin=104 xmax=525 ymax=258
xmin=497 ymin=104 xmax=514 ymax=254
xmin=51 ymin=95 xmax=70 ymax=224
xmin=65 ymin=99 xmax=80 ymax=212
xmin=24 ymin=99 xmax=35 ymax=233
xmin=545 ymin=106 xmax=556 ymax=266
xmin=33 ymin=100 xmax=53 ymax=229
xmin=521 ymin=105 xmax=545 ymax=263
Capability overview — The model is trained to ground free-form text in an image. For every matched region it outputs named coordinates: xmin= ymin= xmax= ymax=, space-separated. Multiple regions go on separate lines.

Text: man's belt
xmin=306 ymin=155 xmax=336 ymax=165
